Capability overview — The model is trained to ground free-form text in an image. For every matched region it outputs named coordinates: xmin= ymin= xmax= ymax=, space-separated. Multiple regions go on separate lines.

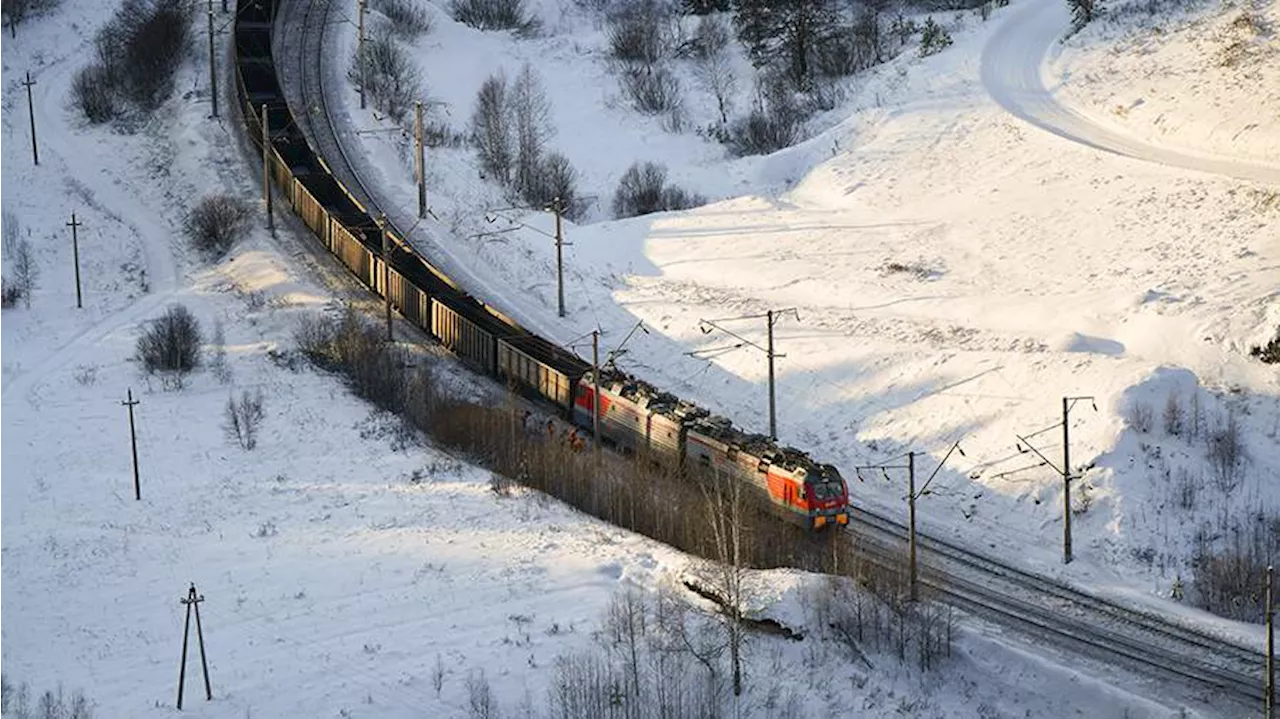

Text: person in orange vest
xmin=568 ymin=428 xmax=584 ymax=453
xmin=545 ymin=418 xmax=556 ymax=442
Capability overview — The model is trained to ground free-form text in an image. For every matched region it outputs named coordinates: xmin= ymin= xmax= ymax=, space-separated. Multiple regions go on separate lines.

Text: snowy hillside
xmin=334 ymin=0 xmax=1279 ymax=625
xmin=1 ymin=0 xmax=1247 ymax=716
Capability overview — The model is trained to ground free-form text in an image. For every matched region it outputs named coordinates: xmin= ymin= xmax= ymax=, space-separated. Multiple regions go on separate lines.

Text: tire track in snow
xmin=981 ymin=0 xmax=1280 ymax=185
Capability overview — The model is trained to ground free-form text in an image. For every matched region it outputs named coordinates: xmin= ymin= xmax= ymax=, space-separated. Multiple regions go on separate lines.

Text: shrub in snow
xmin=613 ymin=161 xmax=706 ymax=218
xmin=621 ymin=65 xmax=683 ymax=115
xmin=184 ymin=194 xmax=252 ymax=259
xmin=606 ymin=0 xmax=676 ymax=67
xmin=371 ymin=0 xmax=431 ymax=39
xmin=917 ymin=17 xmax=952 ymax=57
xmin=0 ymin=279 xmax=21 ymax=309
xmin=1250 ymin=327 xmax=1280 ymax=364
xmin=0 ymin=204 xmax=18 ymax=257
xmin=71 ymin=64 xmax=120 ymax=124
xmin=351 ymin=28 xmax=420 ymax=123
xmin=691 ymin=12 xmax=731 ymax=61
xmin=72 ymin=0 xmax=191 ymax=123
xmin=450 ymin=0 xmax=537 ymax=34
xmin=1 ymin=0 xmax=61 ymax=37
xmin=295 ymin=308 xmax=408 ymax=414
xmin=224 ymin=390 xmax=266 ymax=451
xmin=12 ymin=236 xmax=36 ymax=307
xmin=725 ymin=104 xmax=800 ymax=157
xmin=523 ymin=152 xmax=585 ymax=221
xmin=0 ymin=676 xmax=93 ymax=719
xmin=136 ymin=304 xmax=202 ymax=377
xmin=1192 ymin=514 xmax=1279 ymax=622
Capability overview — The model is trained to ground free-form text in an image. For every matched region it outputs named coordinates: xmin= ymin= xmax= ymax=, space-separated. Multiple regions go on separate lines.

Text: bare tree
xmin=470 ymin=72 xmax=513 ymax=184
xmin=465 ymin=669 xmax=499 ymax=719
xmin=11 ymin=238 xmax=37 ymax=309
xmin=509 ymin=63 xmax=553 ymax=202
xmin=607 ymin=587 xmax=648 ymax=698
xmin=224 ymin=390 xmax=266 ymax=450
xmin=210 ymin=320 xmax=232 ymax=384
xmin=1207 ymin=408 xmax=1244 ymax=495
xmin=0 ymin=207 xmax=18 ymax=257
xmin=703 ymin=470 xmax=745 ymax=697
xmin=1163 ymin=391 xmax=1183 ymax=436
xmin=695 ymin=41 xmax=736 ymax=126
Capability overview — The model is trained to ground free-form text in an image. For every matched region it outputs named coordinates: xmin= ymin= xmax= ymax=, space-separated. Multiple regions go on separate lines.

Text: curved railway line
xmin=234 ymin=0 xmax=1267 ymax=710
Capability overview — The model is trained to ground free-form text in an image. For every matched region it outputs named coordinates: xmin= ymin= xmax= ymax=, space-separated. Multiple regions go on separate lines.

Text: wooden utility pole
xmin=415 ymin=101 xmax=426 ymax=218
xmin=766 ymin=309 xmax=777 ymax=440
xmin=552 ymin=198 xmax=565 ymax=318
xmin=176 ymin=584 xmax=212 ymax=709
xmin=261 ymin=103 xmax=273 ymax=231
xmin=357 ymin=0 xmax=367 ymax=110
xmin=378 ymin=214 xmax=392 ymax=342
xmin=67 ymin=213 xmax=83 ymax=308
xmin=22 ymin=71 xmax=38 ymax=166
xmin=122 ymin=388 xmax=140 ymax=501
xmin=907 ymin=451 xmax=918 ymax=602
xmin=1062 ymin=397 xmax=1072 ymax=564
xmin=1267 ymin=564 xmax=1275 ymax=719
xmin=591 ymin=330 xmax=601 ymax=455
xmin=206 ymin=0 xmax=218 ymax=118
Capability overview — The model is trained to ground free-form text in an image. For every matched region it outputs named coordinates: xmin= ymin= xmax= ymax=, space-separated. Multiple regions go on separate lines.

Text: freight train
xmin=232 ymin=0 xmax=850 ymax=531
xmin=571 ymin=369 xmax=850 ymax=529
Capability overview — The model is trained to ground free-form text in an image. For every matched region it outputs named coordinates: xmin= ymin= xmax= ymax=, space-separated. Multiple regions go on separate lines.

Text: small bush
xmin=523 ymin=152 xmax=584 ymax=221
xmin=613 ymin=161 xmax=705 ymax=218
xmin=1192 ymin=515 xmax=1280 ymax=622
xmin=0 ymin=205 xmax=17 ymax=255
xmin=450 ymin=0 xmax=536 ymax=34
xmin=137 ymin=304 xmax=202 ymax=377
xmin=295 ymin=308 xmax=407 ymax=413
xmin=691 ymin=13 xmax=730 ymax=61
xmin=185 ymin=194 xmax=252 ymax=258
xmin=918 ymin=17 xmax=952 ymax=57
xmin=1125 ymin=401 xmax=1153 ymax=433
xmin=372 ymin=0 xmax=431 ymax=39
xmin=10 ymin=239 xmax=37 ymax=309
xmin=1 ymin=278 xmax=21 ymax=308
xmin=224 ymin=390 xmax=266 ymax=450
xmin=71 ymin=64 xmax=120 ymax=124
xmin=352 ymin=28 xmax=421 ymax=123
xmin=1250 ymin=327 xmax=1280 ymax=364
xmin=621 ymin=65 xmax=682 ymax=114
xmin=74 ymin=0 xmax=191 ymax=122
xmin=725 ymin=105 xmax=800 ymax=157
xmin=607 ymin=0 xmax=675 ymax=66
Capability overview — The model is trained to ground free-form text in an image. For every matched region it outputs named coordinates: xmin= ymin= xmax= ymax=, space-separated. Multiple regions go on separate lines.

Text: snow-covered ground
xmin=334 ymin=0 xmax=1279 ymax=635
xmin=1 ymin=0 xmax=1237 ymax=716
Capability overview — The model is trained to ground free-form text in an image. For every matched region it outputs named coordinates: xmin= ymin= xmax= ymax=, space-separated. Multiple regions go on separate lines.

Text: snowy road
xmin=981 ymin=0 xmax=1280 ymax=185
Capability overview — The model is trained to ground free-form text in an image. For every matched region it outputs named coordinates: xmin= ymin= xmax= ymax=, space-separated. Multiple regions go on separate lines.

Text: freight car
xmin=232 ymin=0 xmax=848 ymax=532
xmin=571 ymin=369 xmax=850 ymax=530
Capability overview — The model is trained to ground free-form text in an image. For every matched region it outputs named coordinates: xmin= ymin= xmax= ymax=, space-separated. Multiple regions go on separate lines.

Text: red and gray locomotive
xmin=570 ymin=369 xmax=850 ymax=530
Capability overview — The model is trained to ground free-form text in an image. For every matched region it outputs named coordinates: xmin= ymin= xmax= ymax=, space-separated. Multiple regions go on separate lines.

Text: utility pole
xmin=261 ymin=103 xmax=273 ymax=232
xmin=67 ymin=212 xmax=83 ymax=309
xmin=692 ymin=309 xmax=798 ymax=440
xmin=907 ymin=451 xmax=917 ymax=602
xmin=378 ymin=214 xmax=392 ymax=342
xmin=176 ymin=584 xmax=212 ymax=709
xmin=206 ymin=0 xmax=218 ymax=118
xmin=856 ymin=441 xmax=963 ymax=602
xmin=552 ymin=197 xmax=565 ymax=318
xmin=122 ymin=388 xmax=140 ymax=501
xmin=591 ymin=330 xmax=601 ymax=455
xmin=1267 ymin=564 xmax=1275 ymax=719
xmin=357 ymin=0 xmax=367 ymax=110
xmin=415 ymin=100 xmax=426 ymax=218
xmin=1015 ymin=396 xmax=1095 ymax=564
xmin=22 ymin=71 xmax=38 ymax=166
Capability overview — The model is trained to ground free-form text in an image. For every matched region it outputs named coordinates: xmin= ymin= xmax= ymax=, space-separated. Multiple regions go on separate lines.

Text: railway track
xmin=264 ymin=0 xmax=1267 ymax=710
xmin=850 ymin=508 xmax=1261 ymax=703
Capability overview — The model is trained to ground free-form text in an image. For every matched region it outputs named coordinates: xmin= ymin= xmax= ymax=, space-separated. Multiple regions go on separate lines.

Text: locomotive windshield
xmin=809 ymin=481 xmax=843 ymax=501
